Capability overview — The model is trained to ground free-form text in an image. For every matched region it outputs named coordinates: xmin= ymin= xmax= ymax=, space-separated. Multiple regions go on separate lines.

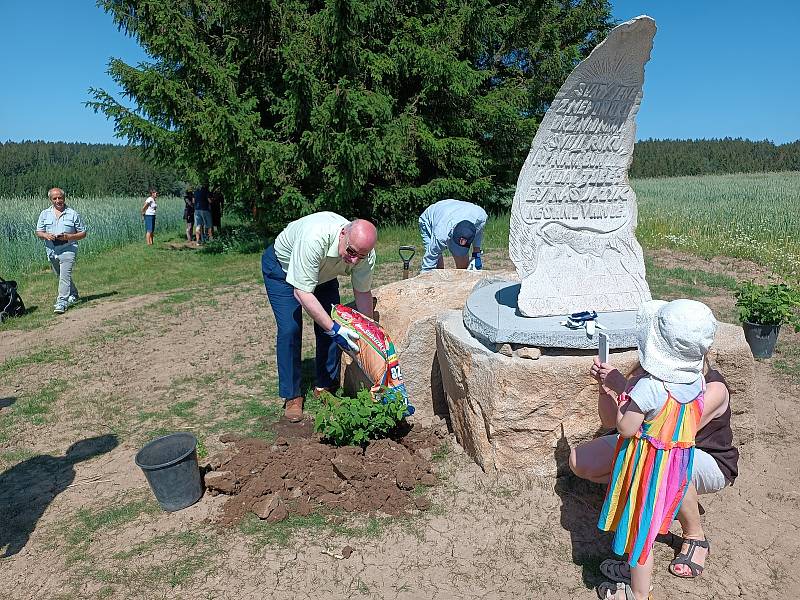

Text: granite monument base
xmin=436 ymin=309 xmax=755 ymax=478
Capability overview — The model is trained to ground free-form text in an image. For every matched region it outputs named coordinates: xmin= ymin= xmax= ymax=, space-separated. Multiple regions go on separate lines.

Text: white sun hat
xmin=636 ymin=299 xmax=717 ymax=384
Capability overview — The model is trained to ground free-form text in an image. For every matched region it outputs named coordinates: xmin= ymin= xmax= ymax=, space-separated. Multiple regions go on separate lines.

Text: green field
xmin=0 ymin=195 xmax=185 ymax=276
xmin=2 ymin=171 xmax=799 ymax=282
xmin=633 ymin=171 xmax=800 ymax=281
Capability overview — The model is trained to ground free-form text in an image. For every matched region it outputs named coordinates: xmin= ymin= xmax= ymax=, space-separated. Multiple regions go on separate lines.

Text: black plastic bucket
xmin=742 ymin=321 xmax=780 ymax=359
xmin=135 ymin=432 xmax=203 ymax=511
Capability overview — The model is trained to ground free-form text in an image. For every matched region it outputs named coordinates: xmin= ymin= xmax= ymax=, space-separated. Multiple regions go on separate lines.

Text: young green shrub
xmin=313 ymin=388 xmax=409 ymax=447
xmin=200 ymin=227 xmax=265 ymax=255
xmin=735 ymin=281 xmax=800 ymax=331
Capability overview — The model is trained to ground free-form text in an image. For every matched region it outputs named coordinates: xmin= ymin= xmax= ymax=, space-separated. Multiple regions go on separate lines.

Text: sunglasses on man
xmin=345 ymin=244 xmax=369 ymax=260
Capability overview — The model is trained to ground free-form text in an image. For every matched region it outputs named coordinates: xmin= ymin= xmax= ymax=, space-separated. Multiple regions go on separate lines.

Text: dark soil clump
xmin=208 ymin=420 xmax=446 ymax=526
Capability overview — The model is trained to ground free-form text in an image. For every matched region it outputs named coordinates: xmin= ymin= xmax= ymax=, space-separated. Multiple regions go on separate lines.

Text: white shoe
xmin=66 ymin=295 xmax=80 ymax=307
xmin=53 ymin=303 xmax=67 ymax=314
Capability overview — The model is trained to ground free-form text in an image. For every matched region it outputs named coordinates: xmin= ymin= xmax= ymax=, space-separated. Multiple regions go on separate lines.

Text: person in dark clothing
xmin=183 ymin=189 xmax=195 ymax=241
xmin=193 ymin=184 xmax=212 ymax=243
xmin=209 ymin=190 xmax=224 ymax=234
xmin=570 ymin=360 xmax=738 ymax=582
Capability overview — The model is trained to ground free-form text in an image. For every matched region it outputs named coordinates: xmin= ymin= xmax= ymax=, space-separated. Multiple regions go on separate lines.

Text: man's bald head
xmin=339 ymin=219 xmax=377 ymax=263
xmin=349 ymin=219 xmax=377 ymax=249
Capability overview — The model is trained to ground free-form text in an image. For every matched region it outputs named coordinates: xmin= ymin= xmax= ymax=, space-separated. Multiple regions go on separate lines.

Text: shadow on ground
xmin=80 ymin=291 xmax=119 ymax=303
xmin=0 ymin=434 xmax=119 ymax=557
xmin=554 ymin=429 xmax=613 ymax=589
xmin=0 ymin=397 xmax=16 ymax=409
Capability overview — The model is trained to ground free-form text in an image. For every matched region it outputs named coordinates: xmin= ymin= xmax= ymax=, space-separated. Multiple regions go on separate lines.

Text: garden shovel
xmin=398 ymin=245 xmax=415 ymax=279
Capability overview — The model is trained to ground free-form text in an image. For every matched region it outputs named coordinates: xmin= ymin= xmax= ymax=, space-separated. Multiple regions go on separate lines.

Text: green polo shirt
xmin=274 ymin=212 xmax=376 ymax=293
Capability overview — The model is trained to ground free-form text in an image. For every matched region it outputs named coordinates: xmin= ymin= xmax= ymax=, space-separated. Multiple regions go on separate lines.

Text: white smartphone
xmin=598 ymin=332 xmax=609 ymax=364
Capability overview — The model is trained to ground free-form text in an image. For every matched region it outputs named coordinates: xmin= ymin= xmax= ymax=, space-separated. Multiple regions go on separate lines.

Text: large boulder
xmin=436 ymin=310 xmax=755 ymax=477
xmin=340 ymin=270 xmax=516 ymax=424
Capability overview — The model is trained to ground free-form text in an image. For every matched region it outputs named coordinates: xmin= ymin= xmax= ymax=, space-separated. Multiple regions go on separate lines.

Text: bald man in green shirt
xmin=262 ymin=212 xmax=378 ymax=421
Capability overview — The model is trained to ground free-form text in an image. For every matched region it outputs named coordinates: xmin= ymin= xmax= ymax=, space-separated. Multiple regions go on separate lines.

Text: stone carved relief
xmin=509 ymin=16 xmax=655 ymax=317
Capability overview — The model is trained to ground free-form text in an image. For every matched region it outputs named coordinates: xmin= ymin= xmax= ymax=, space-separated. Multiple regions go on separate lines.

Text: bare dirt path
xmin=0 ymin=251 xmax=797 ymax=599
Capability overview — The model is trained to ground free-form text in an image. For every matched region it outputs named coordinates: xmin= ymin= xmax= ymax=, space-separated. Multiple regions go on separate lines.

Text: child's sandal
xmin=596 ymin=581 xmax=653 ymax=600
xmin=668 ymin=537 xmax=710 ymax=578
xmin=599 ymin=558 xmax=631 ymax=584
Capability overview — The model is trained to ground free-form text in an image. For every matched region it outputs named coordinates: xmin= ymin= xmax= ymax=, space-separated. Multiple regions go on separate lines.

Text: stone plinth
xmin=509 ymin=16 xmax=656 ymax=317
xmin=340 ymin=269 xmax=516 ymax=424
xmin=436 ymin=310 xmax=755 ymax=477
xmin=465 ymin=280 xmax=639 ymax=348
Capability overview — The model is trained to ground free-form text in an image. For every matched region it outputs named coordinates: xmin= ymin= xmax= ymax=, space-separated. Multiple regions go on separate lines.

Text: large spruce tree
xmin=91 ymin=0 xmax=611 ymax=226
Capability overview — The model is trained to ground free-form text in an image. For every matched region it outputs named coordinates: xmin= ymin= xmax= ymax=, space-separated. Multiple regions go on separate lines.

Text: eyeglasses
xmin=345 ymin=244 xmax=369 ymax=260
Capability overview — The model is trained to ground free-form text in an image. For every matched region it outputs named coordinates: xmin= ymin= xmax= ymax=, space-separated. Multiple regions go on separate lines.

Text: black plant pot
xmin=742 ymin=321 xmax=781 ymax=359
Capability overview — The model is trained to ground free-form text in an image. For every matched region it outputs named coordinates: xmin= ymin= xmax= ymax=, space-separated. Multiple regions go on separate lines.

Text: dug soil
xmin=208 ymin=422 xmax=445 ymax=526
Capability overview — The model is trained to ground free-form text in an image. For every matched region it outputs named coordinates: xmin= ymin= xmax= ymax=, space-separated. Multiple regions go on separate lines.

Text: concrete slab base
xmin=464 ymin=280 xmax=638 ymax=349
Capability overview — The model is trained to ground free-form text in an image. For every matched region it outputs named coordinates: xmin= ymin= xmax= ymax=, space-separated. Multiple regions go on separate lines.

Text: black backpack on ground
xmin=0 ymin=277 xmax=25 ymax=323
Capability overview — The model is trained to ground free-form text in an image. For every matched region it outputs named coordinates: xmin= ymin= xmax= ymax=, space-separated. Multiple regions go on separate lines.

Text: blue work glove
xmin=467 ymin=251 xmax=483 ymax=271
xmin=325 ymin=322 xmax=360 ymax=353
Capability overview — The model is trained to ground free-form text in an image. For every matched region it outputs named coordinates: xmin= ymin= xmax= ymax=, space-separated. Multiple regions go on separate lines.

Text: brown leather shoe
xmin=284 ymin=396 xmax=304 ymax=422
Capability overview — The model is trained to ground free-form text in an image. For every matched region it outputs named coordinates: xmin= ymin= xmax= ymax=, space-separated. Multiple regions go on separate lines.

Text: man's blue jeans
xmin=262 ymin=245 xmax=340 ymax=399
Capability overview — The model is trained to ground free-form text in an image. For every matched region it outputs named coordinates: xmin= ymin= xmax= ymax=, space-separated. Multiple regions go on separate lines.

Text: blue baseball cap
xmin=452 ymin=220 xmax=477 ymax=247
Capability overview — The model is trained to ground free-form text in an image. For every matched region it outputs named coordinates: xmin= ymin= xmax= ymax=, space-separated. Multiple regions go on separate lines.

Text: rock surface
xmin=509 ymin=17 xmax=656 ymax=317
xmin=341 ymin=269 xmax=516 ymax=424
xmin=436 ymin=310 xmax=755 ymax=477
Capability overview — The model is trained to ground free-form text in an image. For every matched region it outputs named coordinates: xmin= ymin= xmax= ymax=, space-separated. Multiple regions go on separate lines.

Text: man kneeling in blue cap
xmin=418 ymin=199 xmax=487 ymax=272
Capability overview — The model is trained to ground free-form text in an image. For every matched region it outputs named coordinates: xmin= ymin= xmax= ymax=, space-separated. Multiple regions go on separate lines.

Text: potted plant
xmin=734 ymin=281 xmax=800 ymax=358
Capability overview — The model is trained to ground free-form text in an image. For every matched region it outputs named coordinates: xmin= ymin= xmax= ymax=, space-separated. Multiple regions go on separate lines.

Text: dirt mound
xmin=207 ymin=423 xmax=446 ymax=526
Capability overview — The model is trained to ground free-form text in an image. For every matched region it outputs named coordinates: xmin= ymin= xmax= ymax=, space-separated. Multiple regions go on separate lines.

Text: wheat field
xmin=0 ymin=195 xmax=184 ymax=277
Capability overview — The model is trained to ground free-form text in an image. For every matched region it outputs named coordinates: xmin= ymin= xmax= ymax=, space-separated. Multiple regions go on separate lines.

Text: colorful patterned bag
xmin=331 ymin=304 xmax=414 ymax=415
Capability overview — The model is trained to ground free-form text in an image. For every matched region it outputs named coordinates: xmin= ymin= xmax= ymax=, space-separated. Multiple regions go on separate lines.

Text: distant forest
xmin=629 ymin=138 xmax=800 ymax=178
xmin=1 ymin=138 xmax=798 ymax=199
xmin=0 ymin=141 xmax=183 ymax=197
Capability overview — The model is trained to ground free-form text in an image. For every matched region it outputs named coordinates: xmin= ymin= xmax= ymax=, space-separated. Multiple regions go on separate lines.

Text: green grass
xmin=328 ymin=515 xmax=386 ymax=538
xmin=76 ymin=530 xmax=219 ymax=591
xmin=14 ymin=380 xmax=67 ymax=425
xmin=62 ymin=495 xmax=160 ymax=565
xmin=207 ymin=396 xmax=282 ymax=441
xmin=431 ymin=441 xmax=451 ymax=462
xmin=239 ymin=510 xmax=389 ymax=550
xmin=0 ymin=348 xmax=72 ymax=376
xmin=239 ymin=512 xmax=329 ymax=548
xmin=0 ymin=447 xmax=37 ymax=467
xmin=773 ymin=338 xmax=800 ymax=383
xmin=0 ymin=380 xmax=69 ymax=442
xmin=643 ymin=256 xmax=740 ymax=302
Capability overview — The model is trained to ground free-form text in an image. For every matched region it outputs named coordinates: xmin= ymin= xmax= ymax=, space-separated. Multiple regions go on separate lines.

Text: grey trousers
xmin=48 ymin=251 xmax=78 ymax=303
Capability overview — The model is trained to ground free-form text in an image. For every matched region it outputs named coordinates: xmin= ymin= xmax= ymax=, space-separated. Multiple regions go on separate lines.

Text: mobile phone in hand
xmin=598 ymin=332 xmax=609 ymax=364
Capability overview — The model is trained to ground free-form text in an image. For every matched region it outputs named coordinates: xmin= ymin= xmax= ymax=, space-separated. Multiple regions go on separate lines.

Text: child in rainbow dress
xmin=594 ymin=299 xmax=717 ymax=600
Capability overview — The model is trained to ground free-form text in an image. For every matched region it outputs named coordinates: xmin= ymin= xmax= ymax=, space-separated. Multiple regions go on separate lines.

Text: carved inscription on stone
xmin=509 ymin=16 xmax=655 ymax=317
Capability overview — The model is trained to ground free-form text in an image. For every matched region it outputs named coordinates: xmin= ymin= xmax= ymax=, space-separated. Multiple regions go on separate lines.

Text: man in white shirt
xmin=262 ymin=212 xmax=377 ymax=421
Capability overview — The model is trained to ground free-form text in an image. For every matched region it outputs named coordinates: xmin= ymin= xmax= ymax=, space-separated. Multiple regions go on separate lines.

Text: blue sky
xmin=1 ymin=1 xmax=798 ymax=145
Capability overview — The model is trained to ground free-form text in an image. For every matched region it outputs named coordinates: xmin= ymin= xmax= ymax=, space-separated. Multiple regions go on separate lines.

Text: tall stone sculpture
xmin=509 ymin=16 xmax=655 ymax=317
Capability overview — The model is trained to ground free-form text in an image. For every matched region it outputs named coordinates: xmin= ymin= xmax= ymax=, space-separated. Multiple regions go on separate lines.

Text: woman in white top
xmin=141 ymin=189 xmax=158 ymax=245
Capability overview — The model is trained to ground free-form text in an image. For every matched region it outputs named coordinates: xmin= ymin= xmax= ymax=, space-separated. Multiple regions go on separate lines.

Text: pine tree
xmin=90 ymin=0 xmax=613 ymax=227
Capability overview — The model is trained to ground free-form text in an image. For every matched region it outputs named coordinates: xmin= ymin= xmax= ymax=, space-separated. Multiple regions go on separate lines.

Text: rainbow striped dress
xmin=598 ymin=379 xmax=704 ymax=566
